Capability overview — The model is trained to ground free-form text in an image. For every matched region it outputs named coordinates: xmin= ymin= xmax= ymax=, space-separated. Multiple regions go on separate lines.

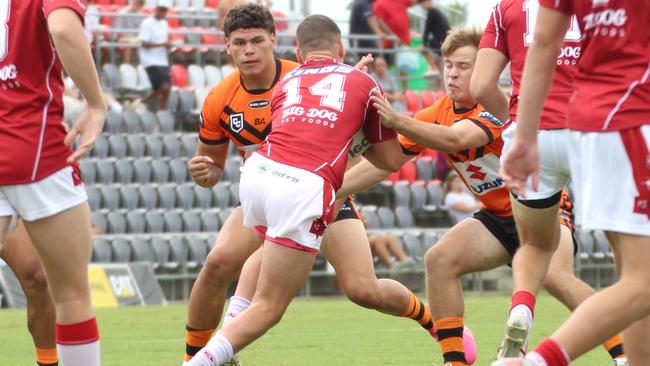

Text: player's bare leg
xmin=2 ymin=220 xmax=58 ymax=365
xmin=425 ymin=218 xmax=511 ymax=365
xmin=510 ymin=232 xmax=650 ymax=365
xmin=188 ymin=241 xmax=316 ymax=366
xmin=184 ymin=207 xmax=262 ymax=362
xmin=23 ymin=203 xmax=99 ymax=366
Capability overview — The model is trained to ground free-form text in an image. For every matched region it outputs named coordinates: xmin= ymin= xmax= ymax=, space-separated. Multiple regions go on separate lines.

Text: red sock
xmin=55 ymin=318 xmax=99 ymax=345
xmin=534 ymin=339 xmax=569 ymax=366
xmin=511 ymin=290 xmax=536 ymax=317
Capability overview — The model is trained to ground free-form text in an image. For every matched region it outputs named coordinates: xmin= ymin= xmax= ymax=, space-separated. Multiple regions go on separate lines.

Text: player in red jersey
xmin=186 ymin=15 xmax=403 ymax=366
xmin=495 ymin=0 xmax=650 ymax=365
xmin=0 ymin=1 xmax=104 ymax=365
xmin=471 ymin=1 xmax=626 ymax=363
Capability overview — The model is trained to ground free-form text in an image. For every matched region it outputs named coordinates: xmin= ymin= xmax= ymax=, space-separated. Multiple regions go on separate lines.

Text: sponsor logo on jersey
xmin=477 ymin=111 xmax=502 ymax=126
xmin=230 ymin=113 xmax=244 ymax=134
xmin=248 ymin=100 xmax=270 ymax=109
xmin=284 ymin=64 xmax=354 ymax=80
xmin=466 ymin=164 xmax=487 ymax=180
xmin=0 ymin=64 xmax=18 ymax=81
xmin=557 ymin=45 xmax=581 ymax=66
xmin=583 ymin=8 xmax=628 ymax=38
xmin=470 ymin=178 xmax=504 ymax=194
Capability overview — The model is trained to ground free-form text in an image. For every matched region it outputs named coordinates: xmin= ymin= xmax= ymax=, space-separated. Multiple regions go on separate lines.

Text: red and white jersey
xmin=480 ymin=0 xmax=582 ymax=129
xmin=540 ymin=0 xmax=650 ymax=131
xmin=258 ymin=57 xmax=397 ymax=190
xmin=0 ymin=0 xmax=85 ymax=185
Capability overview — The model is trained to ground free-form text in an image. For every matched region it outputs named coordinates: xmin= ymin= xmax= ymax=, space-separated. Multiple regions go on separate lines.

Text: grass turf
xmin=1 ymin=293 xmax=611 ymax=365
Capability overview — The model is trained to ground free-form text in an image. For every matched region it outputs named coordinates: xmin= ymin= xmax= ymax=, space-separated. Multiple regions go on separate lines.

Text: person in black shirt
xmin=418 ymin=0 xmax=450 ymax=76
xmin=349 ymin=0 xmax=390 ymax=58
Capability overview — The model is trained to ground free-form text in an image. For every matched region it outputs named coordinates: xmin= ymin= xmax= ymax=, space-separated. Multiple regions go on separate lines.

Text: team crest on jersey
xmin=478 ymin=111 xmax=503 ymax=127
xmin=230 ymin=113 xmax=244 ymax=134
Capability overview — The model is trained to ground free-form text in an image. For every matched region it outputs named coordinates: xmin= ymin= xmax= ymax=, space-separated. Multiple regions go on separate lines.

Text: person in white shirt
xmin=137 ymin=0 xmax=172 ymax=111
xmin=444 ymin=172 xmax=480 ymax=224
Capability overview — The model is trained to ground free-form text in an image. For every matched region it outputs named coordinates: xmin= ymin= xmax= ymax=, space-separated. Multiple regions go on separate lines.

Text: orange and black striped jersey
xmin=399 ymin=95 xmax=511 ymax=216
xmin=199 ymin=59 xmax=299 ymax=155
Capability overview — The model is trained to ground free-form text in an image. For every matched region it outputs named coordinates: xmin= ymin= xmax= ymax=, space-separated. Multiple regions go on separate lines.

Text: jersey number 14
xmin=283 ymin=73 xmax=348 ymax=112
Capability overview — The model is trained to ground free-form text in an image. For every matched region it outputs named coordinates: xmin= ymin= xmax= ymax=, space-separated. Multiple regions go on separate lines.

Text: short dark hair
xmin=296 ymin=15 xmax=341 ymax=54
xmin=222 ymin=4 xmax=275 ymax=38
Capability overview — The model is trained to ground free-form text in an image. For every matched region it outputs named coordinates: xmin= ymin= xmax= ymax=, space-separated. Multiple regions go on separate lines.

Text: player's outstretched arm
xmin=470 ymin=48 xmax=510 ymax=123
xmin=371 ymin=90 xmax=490 ymax=153
xmin=500 ymin=6 xmax=570 ymax=196
xmin=337 ymin=151 xmax=410 ymax=199
xmin=47 ymin=8 xmax=106 ymax=163
xmin=189 ymin=141 xmax=228 ymax=188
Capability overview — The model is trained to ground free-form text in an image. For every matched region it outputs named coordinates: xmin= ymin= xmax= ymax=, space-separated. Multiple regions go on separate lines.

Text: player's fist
xmin=189 ymin=156 xmax=223 ymax=188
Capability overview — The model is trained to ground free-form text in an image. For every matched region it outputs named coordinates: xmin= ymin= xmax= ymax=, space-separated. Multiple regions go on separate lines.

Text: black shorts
xmin=333 ymin=196 xmax=362 ymax=222
xmin=472 ymin=209 xmax=578 ymax=258
xmin=145 ymin=66 xmax=170 ymax=90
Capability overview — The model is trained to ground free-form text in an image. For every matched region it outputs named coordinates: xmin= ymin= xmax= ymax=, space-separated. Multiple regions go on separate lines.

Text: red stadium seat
xmin=404 ymin=90 xmax=421 ymax=115
xmin=421 ymin=90 xmax=435 ymax=107
xmin=112 ymin=0 xmax=128 ymax=5
xmin=170 ymin=64 xmax=189 ymax=88
xmin=199 ymin=31 xmax=224 ymax=53
xmin=272 ymin=10 xmax=288 ymax=31
xmin=167 ymin=8 xmax=181 ymax=28
xmin=206 ymin=0 xmax=220 ymax=8
xmin=386 ymin=171 xmax=400 ymax=183
xmin=96 ymin=0 xmax=112 ymax=5
xmin=432 ymin=90 xmax=446 ymax=102
xmin=170 ymin=27 xmax=194 ymax=54
xmin=419 ymin=148 xmax=438 ymax=160
xmin=398 ymin=160 xmax=417 ymax=182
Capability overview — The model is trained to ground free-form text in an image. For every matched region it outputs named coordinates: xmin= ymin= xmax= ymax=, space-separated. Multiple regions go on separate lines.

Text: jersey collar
xmin=241 ymin=58 xmax=283 ymax=95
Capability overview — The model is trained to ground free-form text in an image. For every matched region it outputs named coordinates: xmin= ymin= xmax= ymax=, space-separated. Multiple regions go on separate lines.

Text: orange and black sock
xmin=184 ymin=325 xmax=215 ymax=362
xmin=433 ymin=316 xmax=466 ymax=366
xmin=36 ymin=347 xmax=58 ymax=366
xmin=603 ymin=334 xmax=625 ymax=360
xmin=401 ymin=291 xmax=435 ymax=336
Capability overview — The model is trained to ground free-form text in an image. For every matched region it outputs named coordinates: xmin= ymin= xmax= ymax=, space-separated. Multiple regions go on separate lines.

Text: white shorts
xmin=239 ymin=153 xmax=335 ymax=252
xmin=0 ymin=166 xmax=87 ymax=221
xmin=568 ymin=125 xmax=650 ymax=236
xmin=502 ymin=123 xmax=570 ymax=201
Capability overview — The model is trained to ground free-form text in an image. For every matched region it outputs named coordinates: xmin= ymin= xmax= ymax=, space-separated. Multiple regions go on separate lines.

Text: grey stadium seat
xmin=200 ymin=210 xmax=220 ymax=232
xmin=93 ymin=238 xmax=113 ymax=263
xmin=194 ymin=186 xmax=213 ymax=208
xmin=79 ymin=159 xmax=97 ymax=184
xmin=181 ymin=134 xmax=198 ymax=157
xmin=218 ymin=207 xmax=233 ymax=226
xmin=169 ymin=237 xmax=188 ymax=268
xmin=158 ymin=184 xmax=177 ymax=209
xmin=103 ymin=110 xmax=122 ymax=134
xmin=377 ymin=206 xmax=396 ymax=229
xmin=163 ymin=134 xmax=182 ymax=159
xmin=138 ymin=185 xmax=158 ymax=210
xmin=108 ymin=135 xmax=128 ymax=158
xmin=393 ymin=182 xmax=411 ymax=208
xmin=85 ymin=185 xmax=101 ymax=211
xmin=131 ymin=237 xmax=156 ymax=267
xmin=213 ymin=183 xmax=231 ymax=208
xmin=145 ymin=135 xmax=164 ymax=158
xmin=91 ymin=212 xmax=108 ymax=234
xmin=410 ymin=184 xmax=428 ymax=210
xmin=423 ymin=231 xmax=439 ymax=251
xmin=427 ymin=181 xmax=444 ymax=208
xmin=145 ymin=211 xmax=165 ymax=233
xmin=92 ymin=134 xmax=110 ymax=158
xmin=101 ymin=63 xmax=119 ymax=91
xmin=115 ymin=160 xmax=134 ymax=184
xmin=151 ymin=237 xmax=178 ymax=271
xmin=112 ymin=238 xmax=133 ymax=262
xmin=182 ymin=211 xmax=202 ymax=232
xmin=187 ymin=236 xmax=208 ymax=268
xmin=126 ymin=211 xmax=146 ymax=234
xmin=415 ymin=158 xmax=435 ymax=181
xmin=156 ymin=111 xmax=175 ymax=133
xmin=176 ymin=184 xmax=195 ymax=210
xmin=402 ymin=232 xmax=423 ymax=261
xmin=170 ymin=158 xmax=189 ymax=184
xmin=120 ymin=185 xmax=140 ymax=210
xmin=100 ymin=185 xmax=121 ymax=210
xmin=122 ymin=110 xmax=143 ymax=134
xmin=163 ymin=211 xmax=183 ymax=232
xmin=360 ymin=206 xmax=381 ymax=229
xmin=138 ymin=110 xmax=158 ymax=134
xmin=152 ymin=159 xmax=170 ymax=183
xmin=133 ymin=158 xmax=153 ymax=184
xmin=107 ymin=212 xmax=127 ymax=234
xmin=223 ymin=156 xmax=242 ymax=182
xmin=229 ymin=182 xmax=240 ymax=205
xmin=395 ymin=206 xmax=415 ymax=228
xmin=96 ymin=160 xmax=115 ymax=184
xmin=126 ymin=135 xmax=146 ymax=158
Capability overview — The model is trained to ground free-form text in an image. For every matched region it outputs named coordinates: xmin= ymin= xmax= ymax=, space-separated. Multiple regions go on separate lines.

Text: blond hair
xmin=440 ymin=26 xmax=483 ymax=58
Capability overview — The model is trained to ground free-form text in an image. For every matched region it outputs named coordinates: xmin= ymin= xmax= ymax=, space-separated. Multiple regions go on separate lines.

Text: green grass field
xmin=1 ymin=293 xmax=611 ymax=365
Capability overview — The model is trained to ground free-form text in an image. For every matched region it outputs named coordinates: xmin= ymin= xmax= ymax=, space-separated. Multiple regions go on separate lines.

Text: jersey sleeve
xmin=467 ymin=109 xmax=504 ymax=144
xmin=43 ymin=0 xmax=86 ymax=23
xmin=479 ymin=2 xmax=508 ymax=56
xmin=198 ymin=89 xmax=229 ymax=145
xmin=362 ymin=86 xmax=397 ymax=144
xmin=539 ymin=0 xmax=574 ymax=14
xmin=398 ymin=108 xmax=436 ymax=155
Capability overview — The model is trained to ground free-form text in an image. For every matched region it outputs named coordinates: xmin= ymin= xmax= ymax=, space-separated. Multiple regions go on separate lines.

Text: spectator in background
xmin=370 ymin=56 xmax=407 ymax=113
xmin=368 ymin=232 xmax=413 ymax=270
xmin=135 ymin=0 xmax=172 ymax=111
xmin=443 ymin=172 xmax=480 ymax=224
xmin=349 ymin=0 xmax=391 ymax=58
xmin=84 ymin=0 xmax=101 ymax=45
xmin=373 ymin=0 xmax=415 ymax=89
xmin=418 ymin=0 xmax=449 ymax=77
xmin=114 ymin=0 xmax=146 ymax=64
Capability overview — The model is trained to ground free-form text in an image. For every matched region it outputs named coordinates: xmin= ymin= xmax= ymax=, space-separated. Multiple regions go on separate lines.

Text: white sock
xmin=189 ymin=333 xmax=233 ymax=366
xmin=525 ymin=351 xmax=550 ymax=366
xmin=223 ymin=296 xmax=251 ymax=326
xmin=510 ymin=304 xmax=534 ymax=325
xmin=57 ymin=341 xmax=100 ymax=366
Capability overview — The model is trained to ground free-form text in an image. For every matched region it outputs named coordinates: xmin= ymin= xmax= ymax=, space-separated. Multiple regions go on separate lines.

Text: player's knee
xmin=342 ymin=282 xmax=381 ymax=309
xmin=424 ymin=245 xmax=457 ymax=276
xmin=622 ymin=278 xmax=650 ymax=314
xmin=201 ymin=250 xmax=242 ymax=284
xmin=20 ymin=261 xmax=49 ymax=297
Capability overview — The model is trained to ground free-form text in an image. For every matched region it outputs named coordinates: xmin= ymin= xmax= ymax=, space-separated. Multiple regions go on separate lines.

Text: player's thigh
xmin=511 ymin=196 xmax=562 ymax=247
xmin=607 ymin=231 xmax=650 ymax=283
xmin=207 ymin=206 xmax=263 ymax=267
xmin=0 ymin=189 xmax=16 ymax=244
xmin=23 ymin=202 xmax=93 ymax=295
xmin=568 ymin=126 xmax=650 ymax=235
xmin=427 ymin=217 xmax=511 ymax=276
xmin=254 ymin=241 xmax=316 ymax=311
xmin=547 ymin=224 xmax=577 ymax=274
xmin=321 ymin=218 xmax=376 ymax=286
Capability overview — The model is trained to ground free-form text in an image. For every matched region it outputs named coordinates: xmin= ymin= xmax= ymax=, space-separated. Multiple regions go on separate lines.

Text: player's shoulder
xmin=416 ymin=94 xmax=452 ymax=119
xmin=279 ymin=59 xmax=300 ymax=74
xmin=203 ymin=73 xmax=241 ymax=112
